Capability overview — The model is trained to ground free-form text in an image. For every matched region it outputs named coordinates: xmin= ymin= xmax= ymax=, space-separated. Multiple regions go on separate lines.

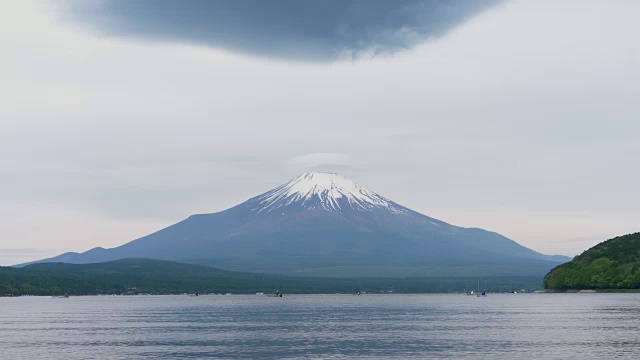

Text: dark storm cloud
xmin=62 ymin=0 xmax=501 ymax=61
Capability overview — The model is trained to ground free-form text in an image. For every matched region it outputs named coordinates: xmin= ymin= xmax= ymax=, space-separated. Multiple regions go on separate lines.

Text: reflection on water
xmin=1 ymin=294 xmax=639 ymax=359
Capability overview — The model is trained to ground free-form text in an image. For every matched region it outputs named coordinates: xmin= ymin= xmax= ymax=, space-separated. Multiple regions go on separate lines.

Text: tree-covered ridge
xmin=543 ymin=232 xmax=640 ymax=290
xmin=1 ymin=258 xmax=542 ymax=295
xmin=1 ymin=259 xmax=293 ymax=296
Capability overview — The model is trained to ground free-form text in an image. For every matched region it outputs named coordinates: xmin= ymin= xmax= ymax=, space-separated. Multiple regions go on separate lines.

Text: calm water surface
xmin=1 ymin=294 xmax=639 ymax=359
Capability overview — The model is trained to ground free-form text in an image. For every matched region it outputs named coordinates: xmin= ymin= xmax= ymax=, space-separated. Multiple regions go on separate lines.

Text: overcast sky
xmin=1 ymin=0 xmax=639 ymax=265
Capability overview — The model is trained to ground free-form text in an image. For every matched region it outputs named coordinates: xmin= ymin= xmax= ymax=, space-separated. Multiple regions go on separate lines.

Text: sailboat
xmin=476 ymin=279 xmax=487 ymax=297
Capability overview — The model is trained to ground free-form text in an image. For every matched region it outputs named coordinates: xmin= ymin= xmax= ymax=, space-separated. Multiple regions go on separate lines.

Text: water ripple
xmin=1 ymin=294 xmax=639 ymax=359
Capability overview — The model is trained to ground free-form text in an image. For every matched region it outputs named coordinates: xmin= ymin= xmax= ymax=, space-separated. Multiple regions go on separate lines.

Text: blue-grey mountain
xmin=27 ymin=172 xmax=569 ymax=276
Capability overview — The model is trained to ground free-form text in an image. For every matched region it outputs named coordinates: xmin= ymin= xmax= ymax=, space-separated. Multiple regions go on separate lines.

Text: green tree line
xmin=543 ymin=233 xmax=640 ymax=290
xmin=1 ymin=258 xmax=542 ymax=295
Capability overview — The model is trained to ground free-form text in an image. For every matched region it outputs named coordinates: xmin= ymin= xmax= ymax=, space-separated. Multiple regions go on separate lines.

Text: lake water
xmin=1 ymin=294 xmax=639 ymax=359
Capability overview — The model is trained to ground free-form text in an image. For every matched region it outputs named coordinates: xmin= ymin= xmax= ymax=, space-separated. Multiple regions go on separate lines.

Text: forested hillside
xmin=543 ymin=233 xmax=640 ymax=290
xmin=1 ymin=258 xmax=542 ymax=295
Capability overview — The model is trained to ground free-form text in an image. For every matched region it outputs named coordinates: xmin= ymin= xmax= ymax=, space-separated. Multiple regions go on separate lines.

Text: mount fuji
xmin=27 ymin=172 xmax=569 ymax=276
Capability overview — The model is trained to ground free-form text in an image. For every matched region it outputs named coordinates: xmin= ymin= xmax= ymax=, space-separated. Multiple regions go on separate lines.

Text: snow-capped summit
xmin=251 ymin=172 xmax=407 ymax=214
xmin=28 ymin=171 xmax=570 ymax=277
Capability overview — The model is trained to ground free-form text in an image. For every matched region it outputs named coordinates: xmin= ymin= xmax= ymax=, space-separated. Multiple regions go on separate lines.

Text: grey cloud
xmin=0 ymin=248 xmax=66 ymax=255
xmin=289 ymin=153 xmax=351 ymax=167
xmin=60 ymin=0 xmax=502 ymax=61
xmin=0 ymin=248 xmax=46 ymax=255
xmin=0 ymin=248 xmax=72 ymax=267
xmin=4 ymin=0 xmax=640 ymax=260
xmin=559 ymin=235 xmax=610 ymax=243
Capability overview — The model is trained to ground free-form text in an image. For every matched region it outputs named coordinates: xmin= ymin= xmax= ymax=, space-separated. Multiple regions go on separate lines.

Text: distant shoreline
xmin=535 ymin=289 xmax=640 ymax=293
xmin=4 ymin=291 xmax=640 ymax=297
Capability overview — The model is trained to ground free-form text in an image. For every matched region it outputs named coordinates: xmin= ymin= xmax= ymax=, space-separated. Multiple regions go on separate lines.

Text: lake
xmin=1 ymin=294 xmax=639 ymax=359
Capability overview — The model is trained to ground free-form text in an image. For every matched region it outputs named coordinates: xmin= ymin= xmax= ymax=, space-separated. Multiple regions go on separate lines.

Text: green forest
xmin=1 ymin=258 xmax=542 ymax=295
xmin=543 ymin=232 xmax=640 ymax=290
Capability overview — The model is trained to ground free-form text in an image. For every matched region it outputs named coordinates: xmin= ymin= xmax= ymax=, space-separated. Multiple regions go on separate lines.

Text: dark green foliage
xmin=0 ymin=258 xmax=542 ymax=295
xmin=543 ymin=233 xmax=640 ymax=290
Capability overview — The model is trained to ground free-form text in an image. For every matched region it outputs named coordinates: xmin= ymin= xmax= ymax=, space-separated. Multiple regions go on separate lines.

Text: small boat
xmin=267 ymin=290 xmax=282 ymax=297
xmin=476 ymin=280 xmax=487 ymax=297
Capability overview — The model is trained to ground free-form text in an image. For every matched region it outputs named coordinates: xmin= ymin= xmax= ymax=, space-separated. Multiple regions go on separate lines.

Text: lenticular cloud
xmin=59 ymin=0 xmax=502 ymax=61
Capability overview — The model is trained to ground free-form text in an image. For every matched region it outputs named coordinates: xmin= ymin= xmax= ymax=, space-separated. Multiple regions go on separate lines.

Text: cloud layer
xmin=289 ymin=153 xmax=352 ymax=170
xmin=60 ymin=0 xmax=501 ymax=61
xmin=2 ymin=0 xmax=640 ymax=264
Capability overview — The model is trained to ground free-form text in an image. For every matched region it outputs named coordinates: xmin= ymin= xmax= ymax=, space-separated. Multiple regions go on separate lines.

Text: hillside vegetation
xmin=1 ymin=258 xmax=542 ymax=295
xmin=543 ymin=233 xmax=640 ymax=290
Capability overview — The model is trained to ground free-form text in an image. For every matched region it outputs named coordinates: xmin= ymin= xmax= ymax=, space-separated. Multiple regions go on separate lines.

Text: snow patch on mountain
xmin=252 ymin=172 xmax=408 ymax=214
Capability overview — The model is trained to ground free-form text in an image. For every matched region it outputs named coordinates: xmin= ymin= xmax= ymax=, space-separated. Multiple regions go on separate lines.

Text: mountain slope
xmin=26 ymin=172 xmax=569 ymax=276
xmin=543 ymin=233 xmax=640 ymax=290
